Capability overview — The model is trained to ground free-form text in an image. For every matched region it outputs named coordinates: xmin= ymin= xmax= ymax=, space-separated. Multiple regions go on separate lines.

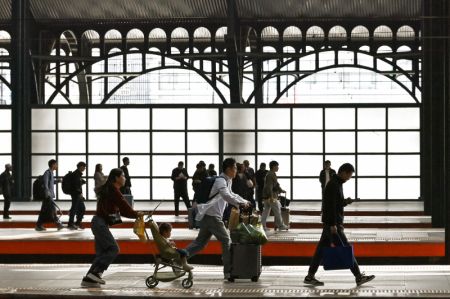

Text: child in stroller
xmin=145 ymin=217 xmax=194 ymax=289
xmin=159 ymin=222 xmax=194 ymax=271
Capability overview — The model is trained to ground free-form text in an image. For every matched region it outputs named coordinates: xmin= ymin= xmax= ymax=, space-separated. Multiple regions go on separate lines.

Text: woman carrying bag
xmin=81 ymin=168 xmax=145 ymax=287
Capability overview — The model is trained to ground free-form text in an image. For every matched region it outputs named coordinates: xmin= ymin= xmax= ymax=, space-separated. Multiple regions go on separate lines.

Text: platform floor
xmin=1 ymin=264 xmax=450 ymax=298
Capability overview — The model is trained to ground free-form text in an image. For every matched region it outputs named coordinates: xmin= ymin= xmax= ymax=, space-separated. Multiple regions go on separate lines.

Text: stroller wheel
xmin=146 ymin=276 xmax=158 ymax=288
xmin=181 ymin=278 xmax=193 ymax=289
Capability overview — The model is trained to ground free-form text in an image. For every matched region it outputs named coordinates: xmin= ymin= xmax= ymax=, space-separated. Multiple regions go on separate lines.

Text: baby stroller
xmin=144 ymin=216 xmax=194 ymax=289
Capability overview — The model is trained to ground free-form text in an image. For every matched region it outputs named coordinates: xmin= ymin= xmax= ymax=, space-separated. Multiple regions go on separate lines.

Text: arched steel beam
xmin=101 ymin=65 xmax=228 ymax=104
xmin=44 ymin=79 xmax=73 ymax=104
xmin=245 ymin=49 xmax=421 ymax=103
xmin=272 ymin=64 xmax=420 ymax=104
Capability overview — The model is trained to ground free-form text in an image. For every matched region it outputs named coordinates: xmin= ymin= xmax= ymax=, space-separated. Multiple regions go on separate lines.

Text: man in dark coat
xmin=304 ymin=163 xmax=375 ymax=287
xmin=0 ymin=164 xmax=13 ymax=219
xmin=171 ymin=161 xmax=191 ymax=216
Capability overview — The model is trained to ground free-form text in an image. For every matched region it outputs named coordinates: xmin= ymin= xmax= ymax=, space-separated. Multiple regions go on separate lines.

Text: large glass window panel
xmin=257 ymin=108 xmax=290 ymax=129
xmin=152 ymin=155 xmax=185 ymax=177
xmin=31 ymin=155 xmax=54 ymax=176
xmin=293 ymin=132 xmax=323 ymax=153
xmin=343 ymin=179 xmax=356 ymax=199
xmin=58 ymin=133 xmax=86 ymax=153
xmin=0 ymin=156 xmax=11 ymax=171
xmin=223 ymin=132 xmax=255 ymax=153
xmin=87 ymin=155 xmax=118 ymax=177
xmin=0 ymin=133 xmax=11 ymax=153
xmin=357 ymin=155 xmax=386 ymax=176
xmin=152 ymin=108 xmax=184 ymax=130
xmin=120 ymin=155 xmax=150 ymax=176
xmin=32 ymin=109 xmax=55 ymax=130
xmin=258 ymin=155 xmax=290 ymax=177
xmin=293 ymin=108 xmax=322 ymax=130
xmin=277 ymin=178 xmax=291 ymax=198
xmin=388 ymin=108 xmax=420 ymax=129
xmin=120 ymin=109 xmax=150 ymax=130
xmin=188 ymin=132 xmax=218 ymax=153
xmin=152 ymin=178 xmax=175 ymax=200
xmin=258 ymin=132 xmax=290 ymax=153
xmin=325 ymin=155 xmax=356 ymax=174
xmin=58 ymin=109 xmax=86 ymax=130
xmin=32 ymin=133 xmax=56 ymax=153
xmin=325 ymin=132 xmax=355 ymax=153
xmin=128 ymin=178 xmax=150 ymax=200
xmin=388 ymin=155 xmax=420 ymax=176
xmin=120 ymin=132 xmax=150 ymax=153
xmin=87 ymin=178 xmax=97 ymax=200
xmin=293 ymin=155 xmax=323 ymax=176
xmin=293 ymin=179 xmax=322 ymax=200
xmin=152 ymin=132 xmax=184 ymax=153
xmin=223 ymin=108 xmax=255 ymax=130
xmin=188 ymin=108 xmax=218 ymax=130
xmin=325 ymin=108 xmax=355 ymax=130
xmin=0 ymin=109 xmax=11 ymax=130
xmin=388 ymin=178 xmax=420 ymax=199
xmin=357 ymin=132 xmax=386 ymax=152
xmin=88 ymin=109 xmax=118 ymax=130
xmin=388 ymin=132 xmax=420 ymax=152
xmin=88 ymin=132 xmax=118 ymax=153
xmin=57 ymin=155 xmax=87 ymax=177
xmin=357 ymin=108 xmax=385 ymax=130
xmin=357 ymin=178 xmax=385 ymax=199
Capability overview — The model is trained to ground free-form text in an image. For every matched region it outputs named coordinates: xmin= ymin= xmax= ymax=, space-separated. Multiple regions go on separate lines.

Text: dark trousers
xmin=68 ymin=193 xmax=86 ymax=225
xmin=256 ymin=188 xmax=264 ymax=212
xmin=2 ymin=194 xmax=10 ymax=217
xmin=307 ymin=225 xmax=361 ymax=277
xmin=36 ymin=197 xmax=61 ymax=226
xmin=88 ymin=216 xmax=119 ymax=274
xmin=174 ymin=188 xmax=191 ymax=216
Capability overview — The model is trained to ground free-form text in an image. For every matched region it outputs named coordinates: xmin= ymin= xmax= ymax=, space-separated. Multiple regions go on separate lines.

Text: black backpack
xmin=62 ymin=171 xmax=74 ymax=195
xmin=32 ymin=176 xmax=46 ymax=201
xmin=193 ymin=176 xmax=226 ymax=204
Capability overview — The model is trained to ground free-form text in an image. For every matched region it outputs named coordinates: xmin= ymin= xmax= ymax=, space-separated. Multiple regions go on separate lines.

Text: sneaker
xmin=35 ymin=225 xmax=46 ymax=232
xmin=81 ymin=276 xmax=101 ymax=287
xmin=304 ymin=275 xmax=324 ymax=286
xmin=356 ymin=273 xmax=375 ymax=286
xmin=3 ymin=215 xmax=11 ymax=220
xmin=67 ymin=224 xmax=78 ymax=230
xmin=87 ymin=272 xmax=105 ymax=284
xmin=277 ymin=226 xmax=289 ymax=231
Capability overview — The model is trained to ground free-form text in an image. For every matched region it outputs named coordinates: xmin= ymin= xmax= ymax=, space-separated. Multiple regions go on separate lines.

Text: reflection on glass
xmin=223 ymin=132 xmax=255 ymax=153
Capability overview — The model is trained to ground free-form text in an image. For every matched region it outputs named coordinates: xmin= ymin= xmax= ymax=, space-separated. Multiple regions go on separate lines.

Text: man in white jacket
xmin=185 ymin=158 xmax=250 ymax=279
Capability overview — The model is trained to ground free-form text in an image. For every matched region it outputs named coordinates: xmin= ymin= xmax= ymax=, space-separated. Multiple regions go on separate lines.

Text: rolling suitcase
xmin=188 ymin=207 xmax=200 ymax=229
xmin=281 ymin=207 xmax=290 ymax=228
xmin=229 ymin=243 xmax=262 ymax=282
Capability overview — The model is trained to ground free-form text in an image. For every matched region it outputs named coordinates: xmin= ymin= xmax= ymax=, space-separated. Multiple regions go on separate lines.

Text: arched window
xmin=306 ymin=26 xmax=325 ymax=41
xmin=283 ymin=26 xmax=302 ymax=41
xmin=215 ymin=27 xmax=227 ymax=42
xmin=126 ymin=29 xmax=144 ymax=42
xmin=193 ymin=27 xmax=211 ymax=42
xmin=261 ymin=26 xmax=279 ymax=42
xmin=105 ymin=29 xmax=122 ymax=42
xmin=328 ymin=26 xmax=347 ymax=41
xmin=171 ymin=27 xmax=189 ymax=42
xmin=397 ymin=26 xmax=415 ymax=41
xmin=374 ymin=26 xmax=393 ymax=40
xmin=351 ymin=26 xmax=369 ymax=41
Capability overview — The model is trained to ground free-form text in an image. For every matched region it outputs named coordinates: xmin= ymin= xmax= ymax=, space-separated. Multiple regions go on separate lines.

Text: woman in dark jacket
xmin=81 ymin=168 xmax=144 ymax=287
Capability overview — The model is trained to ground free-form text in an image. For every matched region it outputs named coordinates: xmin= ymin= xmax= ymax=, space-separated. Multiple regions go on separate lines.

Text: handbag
xmin=322 ymin=235 xmax=354 ymax=270
xmin=106 ymin=211 xmax=123 ymax=226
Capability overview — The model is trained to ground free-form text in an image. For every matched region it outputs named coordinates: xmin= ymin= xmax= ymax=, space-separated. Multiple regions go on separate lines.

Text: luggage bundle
xmin=228 ymin=206 xmax=267 ymax=282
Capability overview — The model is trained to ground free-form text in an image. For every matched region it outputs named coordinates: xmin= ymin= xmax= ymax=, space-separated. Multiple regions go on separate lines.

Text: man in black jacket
xmin=171 ymin=161 xmax=191 ymax=216
xmin=67 ymin=162 xmax=87 ymax=230
xmin=120 ymin=157 xmax=132 ymax=195
xmin=0 ymin=164 xmax=13 ymax=219
xmin=304 ymin=163 xmax=375 ymax=286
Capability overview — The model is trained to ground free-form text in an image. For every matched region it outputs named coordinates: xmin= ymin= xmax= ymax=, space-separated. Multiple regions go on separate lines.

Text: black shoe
xmin=75 ymin=223 xmax=85 ymax=230
xmin=87 ymin=272 xmax=105 ymax=284
xmin=67 ymin=224 xmax=78 ymax=230
xmin=356 ymin=273 xmax=375 ymax=286
xmin=57 ymin=223 xmax=64 ymax=230
xmin=304 ymin=275 xmax=324 ymax=286
xmin=35 ymin=225 xmax=46 ymax=231
xmin=3 ymin=216 xmax=11 ymax=220
xmin=81 ymin=276 xmax=101 ymax=287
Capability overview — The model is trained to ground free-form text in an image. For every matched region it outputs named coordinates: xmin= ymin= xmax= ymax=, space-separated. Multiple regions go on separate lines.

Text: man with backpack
xmin=35 ymin=159 xmax=63 ymax=231
xmin=185 ymin=158 xmax=250 ymax=280
xmin=67 ymin=162 xmax=87 ymax=230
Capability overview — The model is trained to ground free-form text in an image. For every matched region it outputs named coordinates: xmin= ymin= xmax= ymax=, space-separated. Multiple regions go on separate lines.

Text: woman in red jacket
xmin=81 ymin=168 xmax=144 ymax=287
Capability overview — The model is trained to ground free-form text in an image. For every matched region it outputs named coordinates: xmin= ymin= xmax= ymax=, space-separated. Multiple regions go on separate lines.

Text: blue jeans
xmin=88 ymin=216 xmax=119 ymax=274
xmin=185 ymin=215 xmax=232 ymax=275
xmin=68 ymin=194 xmax=85 ymax=226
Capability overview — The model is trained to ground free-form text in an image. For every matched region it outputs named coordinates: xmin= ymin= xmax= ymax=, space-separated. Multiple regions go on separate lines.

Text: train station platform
xmin=0 ymin=264 xmax=450 ymax=298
